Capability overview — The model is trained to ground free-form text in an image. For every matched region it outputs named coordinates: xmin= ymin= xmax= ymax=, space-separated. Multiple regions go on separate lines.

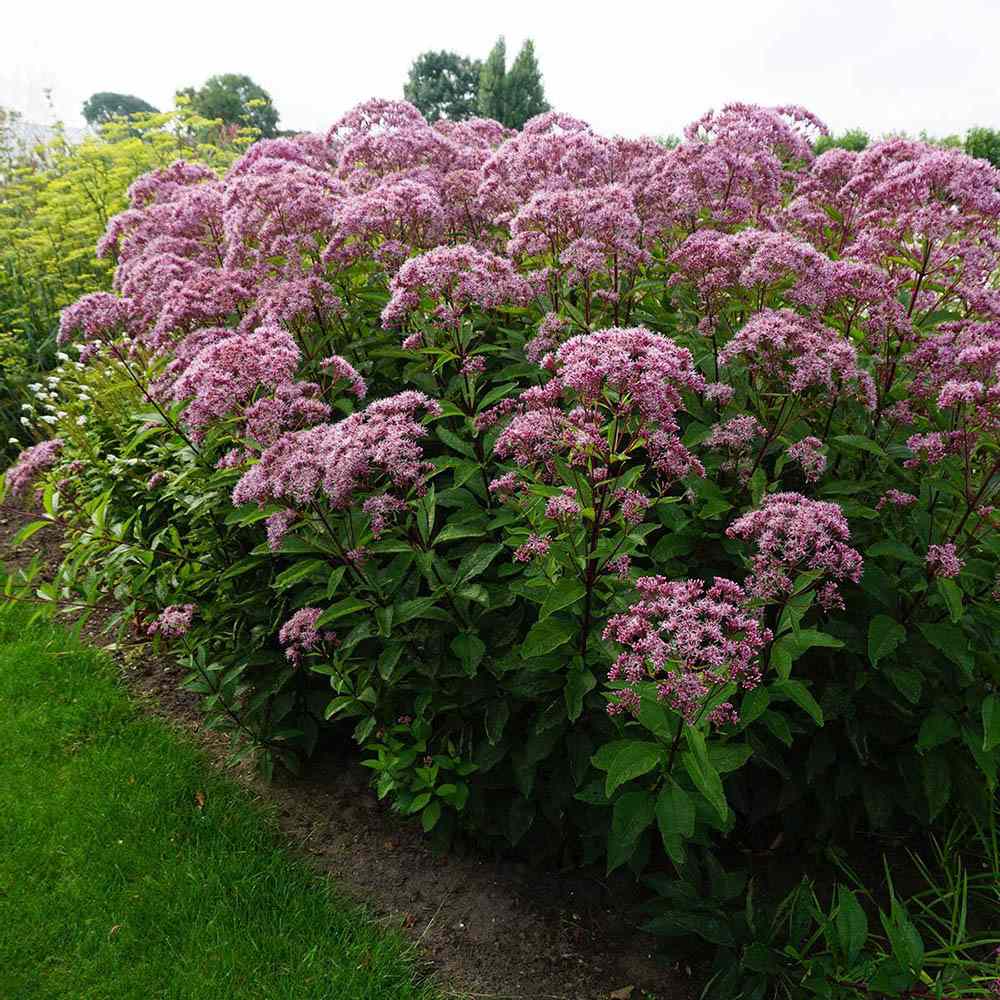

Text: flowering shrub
xmin=5 ymin=99 xmax=1000 ymax=974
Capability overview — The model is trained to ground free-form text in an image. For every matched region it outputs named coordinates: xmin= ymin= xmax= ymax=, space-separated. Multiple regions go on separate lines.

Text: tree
xmin=477 ymin=37 xmax=550 ymax=129
xmin=404 ymin=51 xmax=482 ymax=122
xmin=503 ymin=39 xmax=550 ymax=129
xmin=82 ymin=92 xmax=158 ymax=126
xmin=965 ymin=127 xmax=1000 ymax=167
xmin=478 ymin=37 xmax=507 ymax=123
xmin=180 ymin=74 xmax=279 ymax=138
xmin=813 ymin=128 xmax=870 ymax=155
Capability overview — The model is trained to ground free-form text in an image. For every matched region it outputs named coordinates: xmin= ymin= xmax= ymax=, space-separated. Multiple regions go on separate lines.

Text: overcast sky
xmin=3 ymin=0 xmax=997 ymax=141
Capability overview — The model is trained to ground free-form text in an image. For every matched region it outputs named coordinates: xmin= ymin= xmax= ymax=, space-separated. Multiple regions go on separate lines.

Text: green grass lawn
xmin=0 ymin=606 xmax=443 ymax=1000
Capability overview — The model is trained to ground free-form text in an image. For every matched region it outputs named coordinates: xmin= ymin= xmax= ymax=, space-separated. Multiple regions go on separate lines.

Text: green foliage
xmin=476 ymin=36 xmax=549 ymax=128
xmin=179 ymin=73 xmax=280 ymax=138
xmin=658 ymin=817 xmax=1000 ymax=998
xmin=966 ymin=127 xmax=1000 ymax=168
xmin=0 ymin=103 xmax=243 ymax=460
xmin=813 ymin=128 xmax=870 ymax=154
xmin=81 ymin=91 xmax=158 ymax=125
xmin=403 ymin=50 xmax=482 ymax=122
xmin=477 ymin=37 xmax=507 ymax=123
xmin=918 ymin=130 xmax=965 ymax=149
xmin=0 ymin=606 xmax=439 ymax=1000
xmin=503 ymin=40 xmax=550 ymax=129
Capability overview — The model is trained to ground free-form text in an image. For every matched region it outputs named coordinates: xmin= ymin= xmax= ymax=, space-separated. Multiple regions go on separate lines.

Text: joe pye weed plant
xmin=5 ymin=96 xmax=1000 ymax=995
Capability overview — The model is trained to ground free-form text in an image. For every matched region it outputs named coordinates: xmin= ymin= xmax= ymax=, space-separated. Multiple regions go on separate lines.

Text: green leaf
xmin=651 ymin=532 xmax=695 ymax=562
xmin=983 ymin=695 xmax=1000 ymax=752
xmin=860 ymin=562 xmax=896 ymax=608
xmin=591 ymin=740 xmax=663 ymax=798
xmin=917 ymin=622 xmax=973 ymax=677
xmin=10 ymin=519 xmax=51 ymax=547
xmin=771 ymin=679 xmax=824 ymax=726
xmin=434 ymin=522 xmax=486 ymax=543
xmin=394 ymin=597 xmax=445 ymax=624
xmin=917 ymin=712 xmax=959 ymax=752
xmin=521 ymin=617 xmax=575 ymax=658
xmin=777 ymin=587 xmax=816 ymax=636
xmin=374 ymin=605 xmax=394 ymax=636
xmin=682 ymin=728 xmax=728 ymax=822
xmin=770 ymin=629 xmax=843 ymax=679
xmin=656 ymin=779 xmax=695 ymax=846
xmin=885 ymin=667 xmax=922 ymax=704
xmin=416 ymin=484 xmax=435 ymax=543
xmin=507 ymin=797 xmax=535 ymax=845
xmin=436 ymin=425 xmax=475 ymax=458
xmin=762 ymin=710 xmax=793 ymax=747
xmin=962 ymin=725 xmax=997 ymax=789
xmin=451 ymin=632 xmax=486 ymax=676
xmin=326 ymin=565 xmax=347 ymax=598
xmin=574 ymin=779 xmax=608 ymax=805
xmin=485 ymin=700 xmax=510 ymax=745
xmin=539 ymin=579 xmax=586 ymax=620
xmin=456 ymin=543 xmax=504 ymax=584
xmin=421 ymin=799 xmax=442 ymax=832
xmin=881 ymin=900 xmax=924 ymax=975
xmin=408 ymin=792 xmax=432 ymax=813
xmin=738 ymin=688 xmax=770 ymax=726
xmin=937 ymin=578 xmax=964 ymax=623
xmin=708 ymin=743 xmax=754 ymax=773
xmin=611 ymin=789 xmax=656 ymax=846
xmin=835 ymin=887 xmax=868 ymax=965
xmin=564 ymin=666 xmax=596 ymax=722
xmin=833 ymin=434 xmax=887 ymax=458
xmin=273 ymin=558 xmax=328 ymax=590
xmin=315 ymin=597 xmax=368 ymax=627
xmin=866 ymin=541 xmax=921 ymax=565
xmin=922 ymin=751 xmax=951 ymax=821
xmin=636 ymin=696 xmax=674 ymax=741
xmin=378 ymin=643 xmax=405 ymax=681
xmin=868 ymin=615 xmax=906 ymax=666
xmin=219 ymin=555 xmax=269 ymax=581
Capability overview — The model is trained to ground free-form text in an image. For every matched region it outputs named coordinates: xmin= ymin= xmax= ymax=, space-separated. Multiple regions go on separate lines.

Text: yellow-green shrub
xmin=0 ymin=103 xmax=248 ymax=457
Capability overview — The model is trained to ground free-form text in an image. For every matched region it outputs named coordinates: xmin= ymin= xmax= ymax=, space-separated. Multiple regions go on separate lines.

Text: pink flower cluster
xmin=4 ymin=439 xmax=63 ymax=498
xmin=147 ymin=604 xmax=196 ymax=638
xmin=169 ymin=324 xmax=301 ymax=438
xmin=278 ymin=607 xmax=337 ymax=664
xmin=786 ymin=437 xmax=827 ymax=483
xmin=926 ymin=542 xmax=964 ymax=579
xmin=381 ymin=244 xmax=534 ymax=331
xmin=603 ymin=576 xmax=772 ymax=724
xmin=232 ymin=391 xmax=441 ymax=510
xmin=490 ymin=327 xmax=705 ymax=491
xmin=719 ymin=308 xmax=876 ymax=408
xmin=726 ymin=493 xmax=863 ymax=609
xmin=514 ymin=533 xmax=552 ymax=562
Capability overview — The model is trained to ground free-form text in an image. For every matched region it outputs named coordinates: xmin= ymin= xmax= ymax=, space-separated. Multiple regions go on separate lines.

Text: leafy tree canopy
xmin=965 ymin=127 xmax=1000 ymax=167
xmin=179 ymin=74 xmax=279 ymax=138
xmin=503 ymin=39 xmax=550 ymax=129
xmin=403 ymin=50 xmax=482 ymax=122
xmin=82 ymin=92 xmax=158 ymax=126
xmin=475 ymin=36 xmax=550 ymax=129
xmin=813 ymin=128 xmax=870 ymax=154
xmin=477 ymin=37 xmax=507 ymax=123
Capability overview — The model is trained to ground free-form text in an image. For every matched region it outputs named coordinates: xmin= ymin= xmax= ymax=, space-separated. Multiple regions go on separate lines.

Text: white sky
xmin=2 ymin=0 xmax=997 ymax=141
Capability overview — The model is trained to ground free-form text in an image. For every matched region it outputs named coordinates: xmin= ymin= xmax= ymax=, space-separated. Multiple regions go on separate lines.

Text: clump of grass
xmin=0 ymin=606 xmax=443 ymax=1000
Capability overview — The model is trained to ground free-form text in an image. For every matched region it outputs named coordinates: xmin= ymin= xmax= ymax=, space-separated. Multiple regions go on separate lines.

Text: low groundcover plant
xmin=4 ymin=96 xmax=1000 ymax=996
